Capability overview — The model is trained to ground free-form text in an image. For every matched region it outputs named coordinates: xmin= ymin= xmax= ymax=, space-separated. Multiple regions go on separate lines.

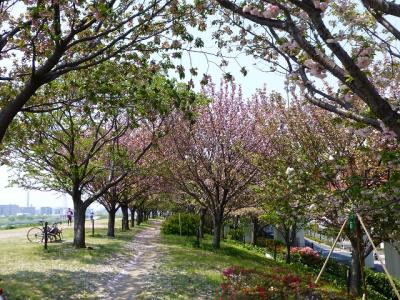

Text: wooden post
xmin=179 ymin=213 xmax=182 ymax=236
xmin=356 ymin=213 xmax=400 ymax=300
xmin=195 ymin=228 xmax=200 ymax=248
xmin=44 ymin=221 xmax=48 ymax=250
xmin=315 ymin=218 xmax=348 ymax=284
xmin=347 ymin=267 xmax=351 ymax=295
xmin=91 ymin=219 xmax=94 ymax=237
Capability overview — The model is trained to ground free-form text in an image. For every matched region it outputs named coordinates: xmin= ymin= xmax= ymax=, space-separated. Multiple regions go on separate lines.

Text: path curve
xmin=96 ymin=220 xmax=164 ymax=300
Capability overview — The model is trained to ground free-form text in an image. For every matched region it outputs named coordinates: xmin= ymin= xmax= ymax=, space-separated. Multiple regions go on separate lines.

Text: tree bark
xmin=212 ymin=209 xmax=224 ymax=249
xmin=0 ymin=78 xmax=43 ymax=143
xmin=121 ymin=203 xmax=129 ymax=231
xmin=251 ymin=216 xmax=258 ymax=246
xmin=349 ymin=220 xmax=364 ymax=297
xmin=137 ymin=208 xmax=143 ymax=225
xmin=107 ymin=206 xmax=116 ymax=237
xmin=284 ymin=227 xmax=296 ymax=264
xmin=285 ymin=231 xmax=292 ymax=264
xmin=73 ymin=199 xmax=86 ymax=248
xmin=233 ymin=215 xmax=239 ymax=229
xmin=130 ymin=207 xmax=136 ymax=228
xmin=199 ymin=208 xmax=206 ymax=238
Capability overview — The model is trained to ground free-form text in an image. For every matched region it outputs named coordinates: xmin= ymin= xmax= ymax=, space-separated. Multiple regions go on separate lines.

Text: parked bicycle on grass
xmin=26 ymin=221 xmax=63 ymax=243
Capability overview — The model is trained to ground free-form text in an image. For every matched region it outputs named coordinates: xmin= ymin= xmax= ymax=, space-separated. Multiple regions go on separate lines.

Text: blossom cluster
xmin=304 ymin=59 xmax=327 ymax=79
xmin=279 ymin=40 xmax=299 ymax=54
xmin=313 ymin=0 xmax=329 ymax=12
xmin=355 ymin=47 xmax=374 ymax=69
xmin=242 ymin=3 xmax=280 ymax=19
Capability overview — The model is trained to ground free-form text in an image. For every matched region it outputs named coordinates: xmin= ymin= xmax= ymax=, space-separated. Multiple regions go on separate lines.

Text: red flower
xmin=256 ymin=286 xmax=267 ymax=298
xmin=222 ymin=267 xmax=236 ymax=277
xmin=283 ymin=273 xmax=301 ymax=288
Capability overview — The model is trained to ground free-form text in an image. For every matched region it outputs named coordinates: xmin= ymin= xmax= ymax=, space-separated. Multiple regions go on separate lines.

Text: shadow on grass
xmin=33 ymin=223 xmax=152 ymax=265
xmin=135 ymin=268 xmax=218 ymax=299
xmin=162 ymin=234 xmax=268 ymax=264
xmin=0 ymin=269 xmax=118 ymax=300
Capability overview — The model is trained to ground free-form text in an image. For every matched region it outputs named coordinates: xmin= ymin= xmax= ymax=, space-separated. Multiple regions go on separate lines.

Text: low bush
xmin=161 ymin=213 xmax=199 ymax=236
xmin=291 ymin=247 xmax=321 ymax=266
xmin=289 ymin=246 xmax=347 ymax=281
xmin=365 ymin=268 xmax=400 ymax=300
xmin=229 ymin=228 xmax=244 ymax=242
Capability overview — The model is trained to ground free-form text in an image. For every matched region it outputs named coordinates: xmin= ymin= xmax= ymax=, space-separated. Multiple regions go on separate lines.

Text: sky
xmin=0 ymin=166 xmax=72 ymax=208
xmin=0 ymin=7 xmax=287 ymax=209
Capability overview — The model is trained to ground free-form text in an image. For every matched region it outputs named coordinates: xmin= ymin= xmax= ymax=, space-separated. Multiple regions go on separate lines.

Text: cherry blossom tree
xmin=92 ymin=126 xmax=156 ymax=236
xmin=4 ymin=102 xmax=129 ymax=248
xmin=157 ymin=80 xmax=269 ymax=248
xmin=0 ymin=0 xmax=205 ymax=143
xmin=2 ymin=60 xmax=197 ymax=247
xmin=213 ymin=0 xmax=400 ymax=138
xmin=253 ymin=101 xmax=323 ymax=263
xmin=262 ymin=100 xmax=400 ymax=295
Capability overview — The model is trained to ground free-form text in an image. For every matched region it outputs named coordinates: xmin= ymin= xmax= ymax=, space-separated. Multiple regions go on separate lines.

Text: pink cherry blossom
xmin=242 ymin=4 xmax=252 ymax=13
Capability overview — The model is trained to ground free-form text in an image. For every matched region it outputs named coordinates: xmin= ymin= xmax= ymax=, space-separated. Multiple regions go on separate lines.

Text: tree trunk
xmin=121 ymin=203 xmax=129 ymax=231
xmin=233 ymin=215 xmax=239 ymax=229
xmin=107 ymin=207 xmax=116 ymax=237
xmin=212 ymin=210 xmax=223 ymax=249
xmin=251 ymin=216 xmax=258 ymax=246
xmin=199 ymin=208 xmax=206 ymax=238
xmin=349 ymin=220 xmax=364 ymax=297
xmin=285 ymin=242 xmax=291 ymax=264
xmin=137 ymin=208 xmax=144 ymax=225
xmin=130 ymin=207 xmax=136 ymax=228
xmin=284 ymin=229 xmax=292 ymax=264
xmin=73 ymin=199 xmax=86 ymax=248
xmin=0 ymin=79 xmax=44 ymax=143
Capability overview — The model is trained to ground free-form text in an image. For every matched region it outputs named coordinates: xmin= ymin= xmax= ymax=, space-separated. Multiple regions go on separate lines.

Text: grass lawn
xmin=153 ymin=234 xmax=351 ymax=299
xmin=0 ymin=218 xmax=149 ymax=300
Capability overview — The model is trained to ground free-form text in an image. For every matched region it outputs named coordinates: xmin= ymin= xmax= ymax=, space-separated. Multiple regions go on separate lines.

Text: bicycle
xmin=26 ymin=221 xmax=63 ymax=243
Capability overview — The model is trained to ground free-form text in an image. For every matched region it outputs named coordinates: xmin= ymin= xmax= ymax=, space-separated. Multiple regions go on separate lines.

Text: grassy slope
xmin=0 ymin=218 xmax=149 ymax=300
xmin=153 ymin=234 xmax=350 ymax=299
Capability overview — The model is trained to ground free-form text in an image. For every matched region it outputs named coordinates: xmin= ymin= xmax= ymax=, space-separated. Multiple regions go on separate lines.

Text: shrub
xmin=291 ymin=247 xmax=321 ymax=265
xmin=263 ymin=239 xmax=285 ymax=252
xmin=161 ymin=213 xmax=199 ymax=236
xmin=289 ymin=247 xmax=347 ymax=281
xmin=229 ymin=228 xmax=244 ymax=241
xmin=365 ymin=268 xmax=400 ymax=300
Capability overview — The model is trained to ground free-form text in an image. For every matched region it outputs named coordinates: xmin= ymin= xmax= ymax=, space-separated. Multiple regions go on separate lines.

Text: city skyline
xmin=0 ymin=166 xmax=72 ymax=208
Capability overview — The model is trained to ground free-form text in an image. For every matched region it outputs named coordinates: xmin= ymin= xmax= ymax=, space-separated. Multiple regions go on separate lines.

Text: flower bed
xmin=217 ymin=266 xmax=345 ymax=299
xmin=291 ymin=247 xmax=321 ymax=265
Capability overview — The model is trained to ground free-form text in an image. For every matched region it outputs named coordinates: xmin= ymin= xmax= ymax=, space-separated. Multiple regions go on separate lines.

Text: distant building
xmin=0 ymin=205 xmax=20 ymax=216
xmin=20 ymin=206 xmax=36 ymax=215
xmin=40 ymin=207 xmax=53 ymax=215
xmin=54 ymin=207 xmax=68 ymax=215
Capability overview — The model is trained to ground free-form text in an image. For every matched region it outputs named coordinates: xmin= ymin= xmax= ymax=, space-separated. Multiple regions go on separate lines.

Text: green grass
xmin=0 ymin=218 xmax=148 ymax=300
xmin=151 ymin=234 xmax=351 ymax=299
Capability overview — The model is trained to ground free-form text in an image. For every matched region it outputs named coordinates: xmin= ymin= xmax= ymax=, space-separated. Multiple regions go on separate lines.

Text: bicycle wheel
xmin=27 ymin=227 xmax=43 ymax=243
xmin=48 ymin=233 xmax=56 ymax=242
xmin=57 ymin=231 xmax=63 ymax=241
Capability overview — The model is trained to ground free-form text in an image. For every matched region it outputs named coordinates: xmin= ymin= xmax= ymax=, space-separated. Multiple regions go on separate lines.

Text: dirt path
xmin=95 ymin=220 xmax=165 ymax=300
